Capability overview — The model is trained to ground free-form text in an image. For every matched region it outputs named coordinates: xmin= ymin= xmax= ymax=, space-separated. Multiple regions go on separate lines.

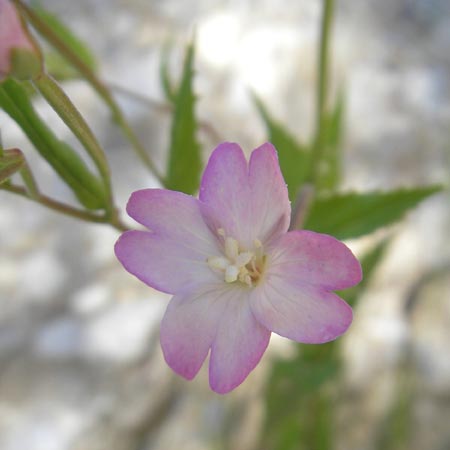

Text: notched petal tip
xmin=252 ymin=141 xmax=278 ymax=159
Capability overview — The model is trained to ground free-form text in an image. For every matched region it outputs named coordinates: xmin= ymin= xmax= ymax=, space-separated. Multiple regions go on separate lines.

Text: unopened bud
xmin=0 ymin=0 xmax=42 ymax=81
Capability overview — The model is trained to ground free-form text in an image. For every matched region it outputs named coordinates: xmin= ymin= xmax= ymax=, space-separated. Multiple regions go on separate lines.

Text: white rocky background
xmin=0 ymin=0 xmax=449 ymax=449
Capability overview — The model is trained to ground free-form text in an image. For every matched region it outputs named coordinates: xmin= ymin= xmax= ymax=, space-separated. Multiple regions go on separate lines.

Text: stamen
xmin=207 ymin=231 xmax=266 ymax=287
xmin=225 ymin=237 xmax=239 ymax=260
xmin=225 ymin=265 xmax=239 ymax=283
xmin=207 ymin=256 xmax=229 ymax=271
xmin=235 ymin=252 xmax=253 ymax=267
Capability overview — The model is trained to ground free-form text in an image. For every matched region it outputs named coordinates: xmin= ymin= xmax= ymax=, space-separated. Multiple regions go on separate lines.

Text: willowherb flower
xmin=0 ymin=0 xmax=41 ymax=81
xmin=115 ymin=142 xmax=362 ymax=394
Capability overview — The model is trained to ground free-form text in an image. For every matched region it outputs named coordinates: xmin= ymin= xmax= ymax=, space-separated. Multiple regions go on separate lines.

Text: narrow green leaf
xmin=303 ymin=186 xmax=442 ymax=240
xmin=339 ymin=237 xmax=390 ymax=306
xmin=0 ymin=149 xmax=25 ymax=184
xmin=159 ymin=44 xmax=176 ymax=103
xmin=165 ymin=41 xmax=201 ymax=194
xmin=254 ymin=95 xmax=310 ymax=201
xmin=0 ymin=79 xmax=106 ymax=209
xmin=315 ymin=91 xmax=345 ymax=191
xmin=31 ymin=4 xmax=97 ymax=79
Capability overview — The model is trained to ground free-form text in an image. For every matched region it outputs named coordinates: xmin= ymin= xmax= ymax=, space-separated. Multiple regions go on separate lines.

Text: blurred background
xmin=0 ymin=0 xmax=449 ymax=449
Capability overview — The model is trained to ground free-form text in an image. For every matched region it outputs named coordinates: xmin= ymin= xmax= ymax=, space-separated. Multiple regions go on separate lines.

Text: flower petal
xmin=126 ymin=189 xmax=218 ymax=256
xmin=248 ymin=142 xmax=290 ymax=244
xmin=268 ymin=230 xmax=362 ymax=291
xmin=199 ymin=142 xmax=290 ymax=248
xmin=160 ymin=284 xmax=229 ymax=380
xmin=115 ymin=230 xmax=219 ymax=294
xmin=199 ymin=142 xmax=253 ymax=245
xmin=209 ymin=292 xmax=271 ymax=394
xmin=249 ymin=278 xmax=353 ymax=344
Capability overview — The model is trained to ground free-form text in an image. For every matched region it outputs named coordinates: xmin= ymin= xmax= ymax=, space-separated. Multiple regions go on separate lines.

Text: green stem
xmin=33 ymin=72 xmax=114 ymax=215
xmin=309 ymin=0 xmax=335 ymax=183
xmin=1 ymin=183 xmax=129 ymax=231
xmin=15 ymin=0 xmax=165 ymax=185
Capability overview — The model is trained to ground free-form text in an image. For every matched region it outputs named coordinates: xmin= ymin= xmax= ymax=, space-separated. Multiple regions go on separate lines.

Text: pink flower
xmin=115 ymin=142 xmax=362 ymax=394
xmin=0 ymin=0 xmax=40 ymax=80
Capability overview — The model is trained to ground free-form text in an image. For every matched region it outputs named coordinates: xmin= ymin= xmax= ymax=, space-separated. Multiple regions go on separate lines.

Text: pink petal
xmin=160 ymin=284 xmax=229 ymax=380
xmin=250 ymin=278 xmax=353 ymax=344
xmin=126 ymin=189 xmax=218 ymax=256
xmin=209 ymin=293 xmax=271 ymax=394
xmin=268 ymin=230 xmax=362 ymax=291
xmin=199 ymin=142 xmax=290 ymax=248
xmin=199 ymin=142 xmax=253 ymax=246
xmin=248 ymin=142 xmax=290 ymax=244
xmin=115 ymin=230 xmax=219 ymax=294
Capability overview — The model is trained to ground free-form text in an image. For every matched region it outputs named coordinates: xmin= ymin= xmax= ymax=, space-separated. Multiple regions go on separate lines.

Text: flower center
xmin=207 ymin=229 xmax=266 ymax=287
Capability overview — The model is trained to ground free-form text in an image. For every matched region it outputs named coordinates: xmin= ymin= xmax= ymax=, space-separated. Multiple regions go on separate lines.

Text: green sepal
xmin=9 ymin=48 xmax=42 ymax=81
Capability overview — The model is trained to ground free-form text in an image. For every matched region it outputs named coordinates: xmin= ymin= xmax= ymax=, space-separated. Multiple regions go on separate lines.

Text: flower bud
xmin=0 ymin=0 xmax=42 ymax=81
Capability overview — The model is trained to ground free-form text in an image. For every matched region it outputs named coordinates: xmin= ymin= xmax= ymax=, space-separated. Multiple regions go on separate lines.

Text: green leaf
xmin=31 ymin=4 xmax=98 ymax=79
xmin=0 ymin=79 xmax=106 ymax=209
xmin=339 ymin=237 xmax=390 ymax=306
xmin=315 ymin=91 xmax=345 ymax=192
xmin=159 ymin=44 xmax=176 ymax=103
xmin=165 ymin=41 xmax=201 ymax=194
xmin=0 ymin=149 xmax=25 ymax=184
xmin=303 ymin=186 xmax=442 ymax=240
xmin=254 ymin=95 xmax=310 ymax=201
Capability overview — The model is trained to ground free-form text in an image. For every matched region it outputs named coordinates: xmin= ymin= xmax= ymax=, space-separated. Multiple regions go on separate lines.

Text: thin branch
xmin=1 ymin=184 xmax=129 ymax=231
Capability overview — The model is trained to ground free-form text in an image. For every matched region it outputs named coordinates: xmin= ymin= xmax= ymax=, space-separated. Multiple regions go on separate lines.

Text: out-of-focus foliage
xmin=339 ymin=237 xmax=390 ymax=306
xmin=0 ymin=79 xmax=106 ymax=209
xmin=314 ymin=91 xmax=345 ymax=192
xmin=262 ymin=342 xmax=339 ymax=450
xmin=32 ymin=4 xmax=97 ymax=80
xmin=165 ymin=42 xmax=201 ymax=195
xmin=0 ymin=147 xmax=25 ymax=183
xmin=254 ymin=95 xmax=310 ymax=201
xmin=160 ymin=44 xmax=177 ymax=104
